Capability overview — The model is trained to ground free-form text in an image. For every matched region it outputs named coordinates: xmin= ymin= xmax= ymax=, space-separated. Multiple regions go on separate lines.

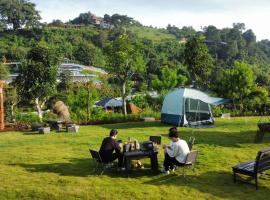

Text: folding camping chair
xmin=188 ymin=137 xmax=195 ymax=151
xmin=89 ymin=149 xmax=112 ymax=175
xmin=178 ymin=150 xmax=199 ymax=177
xmin=149 ymin=136 xmax=162 ymax=145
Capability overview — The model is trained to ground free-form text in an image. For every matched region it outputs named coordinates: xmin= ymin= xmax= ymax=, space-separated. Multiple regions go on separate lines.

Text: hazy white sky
xmin=32 ymin=0 xmax=270 ymax=40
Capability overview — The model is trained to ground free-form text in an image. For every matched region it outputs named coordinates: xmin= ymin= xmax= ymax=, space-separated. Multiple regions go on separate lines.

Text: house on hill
xmin=3 ymin=62 xmax=100 ymax=84
xmin=59 ymin=63 xmax=98 ymax=83
xmin=92 ymin=15 xmax=102 ymax=25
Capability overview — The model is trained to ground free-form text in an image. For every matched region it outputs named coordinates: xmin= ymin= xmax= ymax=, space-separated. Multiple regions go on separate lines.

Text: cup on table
xmin=125 ymin=143 xmax=131 ymax=152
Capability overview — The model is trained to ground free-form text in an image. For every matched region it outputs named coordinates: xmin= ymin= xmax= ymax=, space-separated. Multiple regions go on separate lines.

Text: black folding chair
xmin=89 ymin=149 xmax=109 ymax=175
xmin=178 ymin=150 xmax=199 ymax=177
xmin=149 ymin=136 xmax=162 ymax=145
xmin=188 ymin=137 xmax=195 ymax=151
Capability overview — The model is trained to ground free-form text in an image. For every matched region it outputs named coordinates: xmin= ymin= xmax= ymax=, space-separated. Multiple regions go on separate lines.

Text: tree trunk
xmin=35 ymin=98 xmax=43 ymax=123
xmin=240 ymin=95 xmax=244 ymax=115
xmin=122 ymin=82 xmax=127 ymax=116
xmin=11 ymin=104 xmax=15 ymax=122
xmin=87 ymin=83 xmax=91 ymax=122
xmin=12 ymin=19 xmax=20 ymax=31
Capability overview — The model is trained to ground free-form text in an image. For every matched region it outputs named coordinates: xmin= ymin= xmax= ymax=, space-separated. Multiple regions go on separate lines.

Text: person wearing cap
xmin=161 ymin=128 xmax=190 ymax=174
xmin=99 ymin=129 xmax=124 ymax=168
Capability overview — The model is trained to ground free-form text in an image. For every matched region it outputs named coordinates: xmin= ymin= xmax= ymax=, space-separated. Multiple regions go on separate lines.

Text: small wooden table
xmin=123 ymin=150 xmax=159 ymax=173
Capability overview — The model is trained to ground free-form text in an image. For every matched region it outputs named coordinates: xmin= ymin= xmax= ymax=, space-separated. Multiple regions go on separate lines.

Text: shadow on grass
xmin=254 ymin=131 xmax=267 ymax=143
xmin=144 ymin=170 xmax=270 ymax=199
xmin=160 ymin=130 xmax=270 ymax=148
xmin=98 ymin=121 xmax=269 ymax=148
xmin=11 ymin=159 xmax=94 ymax=177
xmin=22 ymin=131 xmax=43 ymax=135
xmin=98 ymin=121 xmax=168 ymax=130
xmin=11 ymin=158 xmax=159 ymax=178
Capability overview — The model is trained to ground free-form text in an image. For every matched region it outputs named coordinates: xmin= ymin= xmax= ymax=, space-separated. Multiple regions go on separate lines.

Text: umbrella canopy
xmin=95 ymin=98 xmax=123 ymax=108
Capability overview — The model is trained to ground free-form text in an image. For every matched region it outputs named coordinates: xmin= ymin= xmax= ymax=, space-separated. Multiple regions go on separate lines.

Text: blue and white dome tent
xmin=161 ymin=88 xmax=231 ymax=127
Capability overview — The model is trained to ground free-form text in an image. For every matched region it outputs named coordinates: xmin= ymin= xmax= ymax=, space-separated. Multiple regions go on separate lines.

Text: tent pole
xmin=195 ymin=100 xmax=200 ymax=126
xmin=179 ymin=98 xmax=185 ymax=127
xmin=209 ymin=104 xmax=214 ymax=124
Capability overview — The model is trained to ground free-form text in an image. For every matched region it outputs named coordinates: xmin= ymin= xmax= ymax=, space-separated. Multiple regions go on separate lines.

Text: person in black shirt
xmin=99 ymin=129 xmax=124 ymax=168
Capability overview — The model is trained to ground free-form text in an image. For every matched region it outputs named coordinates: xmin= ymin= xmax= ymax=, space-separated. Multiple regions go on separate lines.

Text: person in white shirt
xmin=162 ymin=128 xmax=190 ymax=174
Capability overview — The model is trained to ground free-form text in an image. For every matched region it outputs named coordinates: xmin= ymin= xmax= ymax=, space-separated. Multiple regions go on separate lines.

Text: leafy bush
xmin=43 ymin=112 xmax=58 ymax=120
xmin=69 ymin=106 xmax=161 ymax=125
xmin=14 ymin=111 xmax=58 ymax=126
xmin=145 ymin=94 xmax=164 ymax=112
xmin=131 ymin=95 xmax=149 ymax=109
xmin=140 ymin=107 xmax=160 ymax=119
xmin=212 ymin=106 xmax=223 ymax=117
xmin=15 ymin=112 xmax=39 ymax=125
xmin=87 ymin=112 xmax=141 ymax=125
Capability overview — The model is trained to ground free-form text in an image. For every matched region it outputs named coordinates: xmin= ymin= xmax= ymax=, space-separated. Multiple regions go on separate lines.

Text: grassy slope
xmin=127 ymin=26 xmax=176 ymax=42
xmin=0 ymin=117 xmax=270 ymax=199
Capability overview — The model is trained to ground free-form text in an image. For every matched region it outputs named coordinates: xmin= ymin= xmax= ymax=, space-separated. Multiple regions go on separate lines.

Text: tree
xmin=48 ymin=19 xmax=65 ymax=27
xmin=184 ymin=36 xmax=213 ymax=88
xmin=152 ymin=67 xmax=187 ymax=92
xmin=4 ymin=85 xmax=20 ymax=122
xmin=105 ymin=34 xmax=146 ymax=115
xmin=103 ymin=14 xmax=141 ymax=27
xmin=244 ymin=86 xmax=269 ymax=113
xmin=15 ymin=43 xmax=60 ymax=122
xmin=180 ymin=26 xmax=196 ymax=38
xmin=0 ymin=63 xmax=9 ymax=80
xmin=215 ymin=61 xmax=256 ymax=112
xmin=66 ymin=82 xmax=99 ymax=123
xmin=167 ymin=25 xmax=196 ymax=39
xmin=243 ymin=29 xmax=257 ymax=56
xmin=233 ymin=23 xmax=246 ymax=32
xmin=243 ymin=30 xmax=256 ymax=45
xmin=8 ymin=45 xmax=28 ymax=61
xmin=58 ymin=70 xmax=72 ymax=92
xmin=203 ymin=25 xmax=222 ymax=59
xmin=92 ymin=32 xmax=108 ymax=49
xmin=74 ymin=43 xmax=105 ymax=66
xmin=70 ymin=12 xmax=98 ymax=25
xmin=0 ymin=0 xmax=41 ymax=30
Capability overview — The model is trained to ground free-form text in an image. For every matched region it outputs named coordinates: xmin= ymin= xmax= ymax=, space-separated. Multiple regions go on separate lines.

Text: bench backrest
xmin=89 ymin=149 xmax=103 ymax=163
xmin=255 ymin=147 xmax=270 ymax=173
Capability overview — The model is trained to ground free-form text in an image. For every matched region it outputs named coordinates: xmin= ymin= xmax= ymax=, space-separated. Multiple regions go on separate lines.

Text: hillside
xmin=127 ymin=26 xmax=176 ymax=42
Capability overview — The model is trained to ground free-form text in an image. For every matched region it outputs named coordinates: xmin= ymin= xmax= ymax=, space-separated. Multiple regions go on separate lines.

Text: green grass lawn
xmin=127 ymin=26 xmax=176 ymax=42
xmin=0 ymin=117 xmax=270 ymax=200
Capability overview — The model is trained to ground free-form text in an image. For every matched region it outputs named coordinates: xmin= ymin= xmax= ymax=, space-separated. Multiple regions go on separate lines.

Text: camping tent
xmin=161 ymin=88 xmax=230 ymax=127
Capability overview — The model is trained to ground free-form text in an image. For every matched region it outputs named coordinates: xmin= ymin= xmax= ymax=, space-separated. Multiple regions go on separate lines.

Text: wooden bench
xmin=232 ymin=147 xmax=270 ymax=189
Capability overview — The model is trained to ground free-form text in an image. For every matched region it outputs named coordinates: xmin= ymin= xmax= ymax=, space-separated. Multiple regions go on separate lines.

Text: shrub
xmin=15 ymin=112 xmax=40 ymax=125
xmin=43 ymin=112 xmax=58 ymax=120
xmin=131 ymin=95 xmax=149 ymax=109
xmin=140 ymin=107 xmax=160 ymax=119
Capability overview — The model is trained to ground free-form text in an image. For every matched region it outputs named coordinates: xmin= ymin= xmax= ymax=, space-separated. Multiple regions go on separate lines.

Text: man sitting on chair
xmin=99 ymin=129 xmax=124 ymax=169
xmin=162 ymin=128 xmax=190 ymax=174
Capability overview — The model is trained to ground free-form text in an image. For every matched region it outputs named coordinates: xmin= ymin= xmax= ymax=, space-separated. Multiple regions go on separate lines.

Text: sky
xmin=32 ymin=0 xmax=270 ymax=40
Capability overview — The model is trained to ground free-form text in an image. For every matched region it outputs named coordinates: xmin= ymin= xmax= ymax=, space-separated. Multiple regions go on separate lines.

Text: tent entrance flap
xmin=161 ymin=113 xmax=183 ymax=126
xmin=184 ymin=98 xmax=213 ymax=125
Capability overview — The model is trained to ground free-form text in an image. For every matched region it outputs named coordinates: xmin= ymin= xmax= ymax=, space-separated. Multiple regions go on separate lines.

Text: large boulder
xmin=52 ymin=101 xmax=71 ymax=122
